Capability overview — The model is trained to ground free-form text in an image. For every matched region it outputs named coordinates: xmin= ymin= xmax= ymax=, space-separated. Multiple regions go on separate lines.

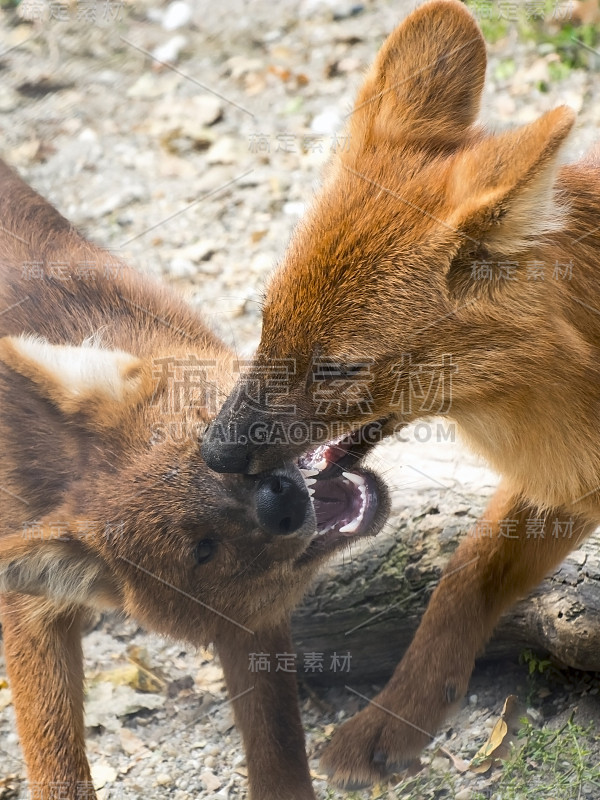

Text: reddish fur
xmin=206 ymin=0 xmax=600 ymax=788
xmin=0 ymin=160 xmax=334 ymax=800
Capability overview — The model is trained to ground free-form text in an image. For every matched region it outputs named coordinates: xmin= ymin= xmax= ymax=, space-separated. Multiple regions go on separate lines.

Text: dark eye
xmin=314 ymin=362 xmax=366 ymax=380
xmin=194 ymin=539 xmax=216 ymax=565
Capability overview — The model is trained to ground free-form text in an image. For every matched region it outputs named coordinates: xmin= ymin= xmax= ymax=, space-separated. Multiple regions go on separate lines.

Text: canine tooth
xmin=304 ymin=477 xmax=317 ymax=487
xmin=342 ymin=471 xmax=365 ymax=487
xmin=315 ymin=458 xmax=327 ymax=471
xmin=339 ymin=517 xmax=361 ymax=534
xmin=307 ymin=487 xmax=315 ymax=497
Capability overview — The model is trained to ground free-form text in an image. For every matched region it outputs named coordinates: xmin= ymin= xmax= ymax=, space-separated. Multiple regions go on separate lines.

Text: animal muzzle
xmin=254 ymin=465 xmax=312 ymax=536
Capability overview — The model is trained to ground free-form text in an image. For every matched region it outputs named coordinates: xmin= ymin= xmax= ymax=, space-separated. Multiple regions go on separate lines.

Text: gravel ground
xmin=1 ymin=1 xmax=600 ymax=798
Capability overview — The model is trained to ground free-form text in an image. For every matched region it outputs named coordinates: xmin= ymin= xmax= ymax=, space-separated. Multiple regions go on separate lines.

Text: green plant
xmin=472 ymin=716 xmax=600 ymax=800
xmin=465 ymin=0 xmax=600 ymax=77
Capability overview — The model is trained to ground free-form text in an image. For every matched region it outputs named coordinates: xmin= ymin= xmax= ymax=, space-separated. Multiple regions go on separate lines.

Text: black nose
xmin=202 ymin=438 xmax=251 ymax=473
xmin=201 ymin=422 xmax=253 ymax=473
xmin=255 ymin=470 xmax=309 ymax=535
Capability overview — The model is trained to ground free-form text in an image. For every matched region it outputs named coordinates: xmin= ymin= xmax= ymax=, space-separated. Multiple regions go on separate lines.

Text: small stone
xmin=200 ymin=770 xmax=221 ymax=791
xmin=169 ymin=257 xmax=196 ymax=278
xmin=206 ymin=136 xmax=241 ymax=165
xmin=283 ymin=201 xmax=305 ymax=216
xmin=152 ymin=35 xmax=187 ymax=66
xmin=469 ymin=694 xmax=478 ymax=705
xmin=0 ymin=87 xmax=19 ymax=113
xmin=91 ymin=763 xmax=117 ymax=791
xmin=310 ymin=108 xmax=341 ymax=135
xmin=0 ymin=688 xmax=12 ymax=711
xmin=162 ymin=1 xmax=192 ymax=30
xmin=455 ymin=789 xmax=471 ymax=800
xmin=430 ymin=756 xmax=448 ymax=771
xmin=119 ymin=728 xmax=146 ymax=756
xmin=155 ymin=773 xmax=172 ymax=786
xmin=204 ymin=755 xmax=216 ymax=768
xmin=127 ymin=74 xmax=166 ymax=100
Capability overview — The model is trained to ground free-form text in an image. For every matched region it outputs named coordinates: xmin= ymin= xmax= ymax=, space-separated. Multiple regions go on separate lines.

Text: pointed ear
xmin=447 ymin=106 xmax=575 ymax=255
xmin=0 ymin=336 xmax=154 ymax=428
xmin=350 ymin=0 xmax=486 ymax=149
xmin=0 ymin=531 xmax=119 ymax=609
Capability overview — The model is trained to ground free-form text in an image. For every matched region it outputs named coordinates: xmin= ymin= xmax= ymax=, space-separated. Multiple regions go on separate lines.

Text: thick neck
xmin=441 ymin=164 xmax=600 ymax=510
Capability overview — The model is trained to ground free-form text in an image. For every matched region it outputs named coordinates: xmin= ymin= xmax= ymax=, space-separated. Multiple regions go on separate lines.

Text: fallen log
xmin=292 ymin=492 xmax=600 ymax=685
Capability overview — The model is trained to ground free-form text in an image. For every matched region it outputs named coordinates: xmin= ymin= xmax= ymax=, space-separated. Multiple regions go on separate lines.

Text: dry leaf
xmin=195 ymin=663 xmax=225 ymax=691
xmin=85 ymin=683 xmax=165 ymax=731
xmin=92 ymin=664 xmax=164 ymax=694
xmin=198 ymin=646 xmax=215 ymax=662
xmin=436 ymin=746 xmax=470 ymax=773
xmin=119 ymin=728 xmax=147 ymax=756
xmin=91 ymin=646 xmax=164 ymax=694
xmin=251 ymin=230 xmax=268 ymax=244
xmin=0 ymin=678 xmax=9 ymax=690
xmin=127 ymin=647 xmax=166 ymax=693
xmin=268 ymin=64 xmax=292 ymax=82
xmin=470 ymin=695 xmax=521 ymax=774
xmin=0 ymin=774 xmax=20 ymax=800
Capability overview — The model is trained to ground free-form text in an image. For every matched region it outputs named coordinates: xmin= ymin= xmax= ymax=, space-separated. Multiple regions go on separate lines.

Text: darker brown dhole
xmin=0 ymin=161 xmax=388 ymax=800
xmin=202 ymin=0 xmax=600 ymax=789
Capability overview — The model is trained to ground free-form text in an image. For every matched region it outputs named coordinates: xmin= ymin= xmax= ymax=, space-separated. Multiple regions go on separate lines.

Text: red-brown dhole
xmin=0 ymin=159 xmax=390 ymax=800
xmin=202 ymin=0 xmax=600 ymax=789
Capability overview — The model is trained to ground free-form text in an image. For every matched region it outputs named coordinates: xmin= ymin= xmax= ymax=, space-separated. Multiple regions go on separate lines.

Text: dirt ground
xmin=1 ymin=0 xmax=600 ymax=798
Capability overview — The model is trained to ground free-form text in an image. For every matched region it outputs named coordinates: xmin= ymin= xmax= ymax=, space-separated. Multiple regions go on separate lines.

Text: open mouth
xmin=296 ymin=420 xmax=390 ymax=555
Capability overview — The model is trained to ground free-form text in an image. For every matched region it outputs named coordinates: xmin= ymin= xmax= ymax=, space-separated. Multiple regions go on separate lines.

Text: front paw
xmin=319 ymin=701 xmax=429 ymax=789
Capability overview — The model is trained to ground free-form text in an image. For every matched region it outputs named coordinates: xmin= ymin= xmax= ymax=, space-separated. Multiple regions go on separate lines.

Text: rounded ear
xmin=350 ymin=0 xmax=486 ymax=149
xmin=0 ymin=335 xmax=155 ymax=429
xmin=447 ymin=106 xmax=576 ymax=254
xmin=0 ymin=530 xmax=119 ymax=608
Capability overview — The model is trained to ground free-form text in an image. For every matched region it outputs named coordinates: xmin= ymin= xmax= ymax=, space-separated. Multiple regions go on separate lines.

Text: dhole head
xmin=0 ymin=330 xmax=384 ymax=644
xmin=202 ymin=0 xmax=575 ymax=474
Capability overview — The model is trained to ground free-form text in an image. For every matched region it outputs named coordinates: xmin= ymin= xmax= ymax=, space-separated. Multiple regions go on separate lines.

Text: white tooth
xmin=342 ymin=471 xmax=365 ymax=487
xmin=300 ymin=468 xmax=319 ymax=478
xmin=304 ymin=477 xmax=317 ymax=486
xmin=339 ymin=518 xmax=361 ymax=534
xmin=316 ymin=458 xmax=327 ymax=471
xmin=307 ymin=487 xmax=315 ymax=497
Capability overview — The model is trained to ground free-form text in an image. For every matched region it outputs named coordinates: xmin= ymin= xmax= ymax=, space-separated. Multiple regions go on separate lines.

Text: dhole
xmin=202 ymin=0 xmax=600 ymax=789
xmin=0 ymin=159 xmax=388 ymax=799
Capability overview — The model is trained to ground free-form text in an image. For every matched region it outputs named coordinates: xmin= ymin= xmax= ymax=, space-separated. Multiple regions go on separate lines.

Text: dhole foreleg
xmin=320 ymin=484 xmax=594 ymax=788
xmin=216 ymin=620 xmax=316 ymax=800
xmin=1 ymin=595 xmax=93 ymax=800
